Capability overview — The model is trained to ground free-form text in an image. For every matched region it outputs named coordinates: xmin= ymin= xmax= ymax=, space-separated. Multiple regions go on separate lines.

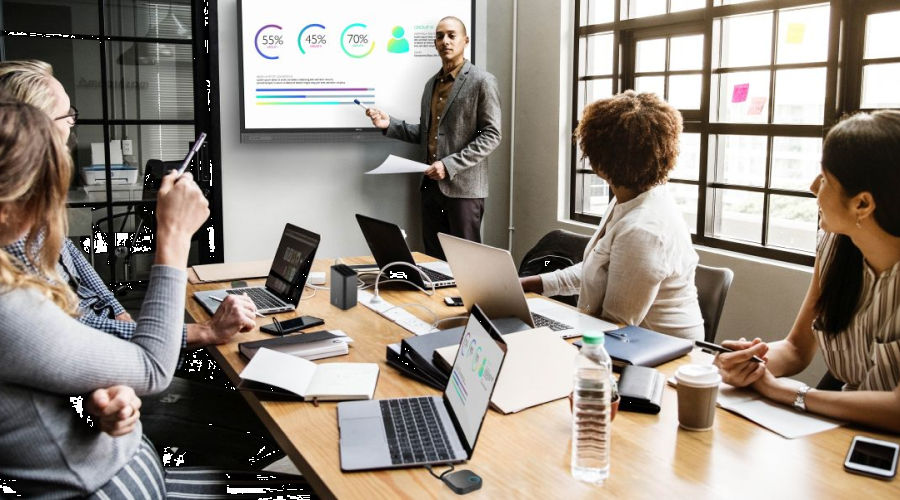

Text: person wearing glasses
xmin=0 ymin=60 xmax=278 ymax=468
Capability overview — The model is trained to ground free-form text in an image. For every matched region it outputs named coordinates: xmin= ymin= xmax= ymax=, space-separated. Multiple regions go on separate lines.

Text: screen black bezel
xmin=264 ymin=223 xmax=320 ymax=306
xmin=442 ymin=303 xmax=507 ymax=459
xmin=236 ymin=0 xmax=477 ymax=138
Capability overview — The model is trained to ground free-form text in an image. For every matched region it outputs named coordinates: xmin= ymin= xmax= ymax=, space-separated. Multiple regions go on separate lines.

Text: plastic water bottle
xmin=571 ymin=331 xmax=612 ymax=484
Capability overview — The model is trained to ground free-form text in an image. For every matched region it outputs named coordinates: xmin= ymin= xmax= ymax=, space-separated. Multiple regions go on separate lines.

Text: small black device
xmin=442 ymin=469 xmax=482 ymax=494
xmin=330 ymin=264 xmax=358 ymax=310
xmin=260 ymin=315 xmax=324 ymax=336
xmin=444 ymin=296 xmax=464 ymax=307
xmin=844 ymin=435 xmax=899 ymax=479
xmin=694 ymin=340 xmax=764 ymax=363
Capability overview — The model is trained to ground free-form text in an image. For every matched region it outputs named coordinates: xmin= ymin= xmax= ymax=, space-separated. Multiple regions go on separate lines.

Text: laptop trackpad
xmin=340 ymin=416 xmax=390 ymax=470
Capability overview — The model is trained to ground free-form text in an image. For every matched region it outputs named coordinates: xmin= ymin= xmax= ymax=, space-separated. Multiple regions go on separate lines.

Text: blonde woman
xmin=0 ymin=99 xmax=207 ymax=495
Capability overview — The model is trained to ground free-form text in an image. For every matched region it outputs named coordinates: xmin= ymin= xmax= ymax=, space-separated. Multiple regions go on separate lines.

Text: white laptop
xmin=338 ymin=304 xmax=506 ymax=471
xmin=438 ymin=233 xmax=617 ymax=339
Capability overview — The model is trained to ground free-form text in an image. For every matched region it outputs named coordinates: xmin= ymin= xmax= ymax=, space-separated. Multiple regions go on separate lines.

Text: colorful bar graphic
xmin=255 ymin=87 xmax=375 ymax=106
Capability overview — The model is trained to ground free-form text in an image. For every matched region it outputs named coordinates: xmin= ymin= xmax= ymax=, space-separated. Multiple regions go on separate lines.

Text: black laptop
xmin=193 ymin=223 xmax=319 ymax=315
xmin=355 ymin=214 xmax=455 ymax=288
xmin=338 ymin=304 xmax=507 ymax=470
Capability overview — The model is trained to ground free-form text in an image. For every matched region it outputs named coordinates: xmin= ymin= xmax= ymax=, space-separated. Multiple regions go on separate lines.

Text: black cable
xmin=424 ymin=463 xmax=455 ymax=481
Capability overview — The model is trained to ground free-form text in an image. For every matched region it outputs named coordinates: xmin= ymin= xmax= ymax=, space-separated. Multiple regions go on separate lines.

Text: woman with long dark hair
xmin=715 ymin=110 xmax=900 ymax=432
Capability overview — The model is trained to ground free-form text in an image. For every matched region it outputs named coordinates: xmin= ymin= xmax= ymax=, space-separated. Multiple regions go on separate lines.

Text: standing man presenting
xmin=366 ymin=16 xmax=501 ymax=259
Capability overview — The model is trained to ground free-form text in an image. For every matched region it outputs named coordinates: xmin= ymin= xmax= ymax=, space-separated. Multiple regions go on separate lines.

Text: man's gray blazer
xmin=385 ymin=60 xmax=501 ymax=198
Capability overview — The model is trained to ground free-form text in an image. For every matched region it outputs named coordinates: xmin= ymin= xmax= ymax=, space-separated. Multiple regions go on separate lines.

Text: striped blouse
xmin=813 ymin=232 xmax=900 ymax=391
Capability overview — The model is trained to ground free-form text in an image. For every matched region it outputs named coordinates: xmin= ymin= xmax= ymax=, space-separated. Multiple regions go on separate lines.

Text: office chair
xmin=518 ymin=229 xmax=591 ymax=306
xmin=695 ymin=264 xmax=735 ymax=343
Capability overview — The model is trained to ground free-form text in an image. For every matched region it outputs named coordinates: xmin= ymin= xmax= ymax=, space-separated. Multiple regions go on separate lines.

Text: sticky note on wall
xmin=748 ymin=96 xmax=767 ymax=115
xmin=786 ymin=23 xmax=806 ymax=44
xmin=732 ymin=83 xmax=749 ymax=103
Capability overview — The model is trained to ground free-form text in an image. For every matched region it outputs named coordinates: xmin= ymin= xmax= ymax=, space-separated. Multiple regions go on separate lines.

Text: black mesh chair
xmin=518 ymin=229 xmax=591 ymax=306
xmin=695 ymin=264 xmax=735 ymax=343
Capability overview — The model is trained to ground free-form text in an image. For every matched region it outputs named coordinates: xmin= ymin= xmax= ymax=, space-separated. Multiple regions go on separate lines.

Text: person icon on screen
xmin=387 ymin=26 xmax=409 ymax=53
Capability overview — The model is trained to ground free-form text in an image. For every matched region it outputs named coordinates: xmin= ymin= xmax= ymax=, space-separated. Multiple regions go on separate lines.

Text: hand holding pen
xmin=356 ymin=99 xmax=389 ymax=130
xmin=711 ymin=337 xmax=771 ymax=388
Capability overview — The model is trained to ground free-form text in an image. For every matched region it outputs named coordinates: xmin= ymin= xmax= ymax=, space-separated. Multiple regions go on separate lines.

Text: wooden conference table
xmin=186 ymin=255 xmax=900 ymax=499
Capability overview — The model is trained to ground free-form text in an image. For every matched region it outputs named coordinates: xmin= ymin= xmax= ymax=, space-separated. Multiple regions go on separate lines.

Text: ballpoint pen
xmin=272 ymin=317 xmax=285 ymax=336
xmin=606 ymin=330 xmax=630 ymax=343
xmin=210 ymin=295 xmax=264 ymax=317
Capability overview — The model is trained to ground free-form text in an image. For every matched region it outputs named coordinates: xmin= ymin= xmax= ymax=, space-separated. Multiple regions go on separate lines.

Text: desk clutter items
xmin=191 ymin=259 xmax=273 ymax=283
xmin=602 ymin=325 xmax=693 ymax=368
xmin=571 ymin=331 xmax=614 ymax=484
xmin=674 ymin=364 xmax=721 ymax=431
xmin=667 ymin=374 xmax=845 ymax=438
xmin=433 ymin=327 xmax=578 ymax=414
xmin=83 ymin=141 xmax=137 ymax=185
xmin=238 ymin=330 xmax=352 ymax=361
xmin=238 ymin=347 xmax=378 ymax=402
xmin=330 ymin=264 xmax=358 ymax=310
xmin=616 ymin=365 xmax=665 ymax=414
xmin=358 ymin=289 xmax=437 ymax=336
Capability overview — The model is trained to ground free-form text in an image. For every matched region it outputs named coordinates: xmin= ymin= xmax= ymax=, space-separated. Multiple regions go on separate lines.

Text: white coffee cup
xmin=675 ymin=364 xmax=722 ymax=431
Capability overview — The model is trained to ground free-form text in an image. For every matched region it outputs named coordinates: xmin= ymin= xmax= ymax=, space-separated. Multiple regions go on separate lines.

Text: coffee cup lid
xmin=675 ymin=364 xmax=721 ymax=386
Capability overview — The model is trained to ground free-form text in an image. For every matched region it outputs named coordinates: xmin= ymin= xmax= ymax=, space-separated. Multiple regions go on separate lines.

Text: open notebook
xmin=239 ymin=347 xmax=378 ymax=402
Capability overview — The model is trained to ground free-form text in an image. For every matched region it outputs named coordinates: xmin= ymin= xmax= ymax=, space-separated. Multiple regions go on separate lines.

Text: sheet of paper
xmin=718 ymin=398 xmax=843 ymax=439
xmin=192 ymin=259 xmax=272 ymax=283
xmin=239 ymin=347 xmax=317 ymax=397
xmin=365 ymin=154 xmax=429 ymax=174
xmin=306 ymin=363 xmax=379 ymax=399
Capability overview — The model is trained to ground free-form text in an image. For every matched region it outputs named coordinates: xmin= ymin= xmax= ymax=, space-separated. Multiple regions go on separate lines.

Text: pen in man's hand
xmin=175 ymin=132 xmax=207 ymax=176
xmin=353 ymin=99 xmax=369 ymax=111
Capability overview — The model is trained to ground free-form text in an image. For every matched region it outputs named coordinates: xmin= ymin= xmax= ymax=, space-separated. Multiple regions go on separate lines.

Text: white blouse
xmin=540 ymin=184 xmax=704 ymax=340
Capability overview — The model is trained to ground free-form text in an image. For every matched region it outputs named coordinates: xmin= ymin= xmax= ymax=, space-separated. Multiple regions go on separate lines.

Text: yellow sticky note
xmin=787 ymin=23 xmax=806 ymax=44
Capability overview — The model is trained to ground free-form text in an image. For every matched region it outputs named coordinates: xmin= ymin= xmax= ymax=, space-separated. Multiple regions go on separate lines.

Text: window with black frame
xmin=572 ymin=0 xmax=899 ymax=265
xmin=0 ymin=0 xmax=222 ymax=290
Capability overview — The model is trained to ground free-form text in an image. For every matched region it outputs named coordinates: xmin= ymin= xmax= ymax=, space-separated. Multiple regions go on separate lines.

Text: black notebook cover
xmin=238 ymin=330 xmax=340 ymax=360
xmin=617 ymin=365 xmax=665 ymax=414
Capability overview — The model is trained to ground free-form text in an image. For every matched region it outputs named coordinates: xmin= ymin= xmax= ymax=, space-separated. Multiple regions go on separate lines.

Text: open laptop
xmin=338 ymin=304 xmax=506 ymax=471
xmin=438 ymin=233 xmax=618 ymax=339
xmin=194 ymin=224 xmax=320 ymax=315
xmin=355 ymin=214 xmax=454 ymax=288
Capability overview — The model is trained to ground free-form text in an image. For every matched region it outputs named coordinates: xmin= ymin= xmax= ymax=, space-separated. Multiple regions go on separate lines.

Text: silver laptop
xmin=194 ymin=224 xmax=320 ymax=315
xmin=338 ymin=304 xmax=506 ymax=471
xmin=438 ymin=233 xmax=617 ymax=339
xmin=355 ymin=214 xmax=455 ymax=288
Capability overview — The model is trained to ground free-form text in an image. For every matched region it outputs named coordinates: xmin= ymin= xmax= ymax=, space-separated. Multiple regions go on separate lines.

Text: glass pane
xmin=669 ymin=35 xmax=704 ymax=71
xmin=668 ymin=183 xmax=698 ymax=234
xmin=1 ymin=0 xmax=99 ymax=34
xmin=864 ymin=10 xmax=900 ymax=59
xmin=670 ymin=0 xmax=706 ymax=13
xmin=106 ymin=41 xmax=195 ymax=121
xmin=776 ymin=5 xmax=829 ymax=64
xmin=672 ymin=132 xmax=701 ymax=181
xmin=718 ymin=0 xmax=756 ymax=4
xmin=710 ymin=188 xmax=764 ymax=244
xmin=0 ymin=36 xmax=104 ymax=121
xmin=636 ymin=38 xmax=666 ymax=73
xmin=771 ymin=137 xmax=822 ymax=191
xmin=711 ymin=71 xmax=770 ymax=123
xmin=668 ymin=74 xmax=702 ymax=109
xmin=773 ymin=68 xmax=826 ymax=125
xmin=767 ymin=195 xmax=817 ymax=252
xmin=581 ymin=0 xmax=615 ymax=25
xmin=105 ymin=0 xmax=193 ymax=40
xmin=629 ymin=0 xmax=666 ymax=19
xmin=715 ymin=13 xmax=773 ymax=68
xmin=577 ymin=169 xmax=611 ymax=217
xmin=579 ymin=79 xmax=614 ymax=119
xmin=710 ymin=134 xmax=767 ymax=187
xmin=70 ymin=125 xmax=146 ymax=204
xmin=861 ymin=63 xmax=900 ymax=109
xmin=634 ymin=76 xmax=665 ymax=98
xmin=585 ymin=33 xmax=615 ymax=76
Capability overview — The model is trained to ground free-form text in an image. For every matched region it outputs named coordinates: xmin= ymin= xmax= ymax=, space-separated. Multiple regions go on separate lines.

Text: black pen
xmin=272 ymin=317 xmax=285 ymax=336
xmin=695 ymin=340 xmax=765 ymax=363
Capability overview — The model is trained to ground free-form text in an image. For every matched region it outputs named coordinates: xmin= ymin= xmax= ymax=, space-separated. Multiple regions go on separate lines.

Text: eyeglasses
xmin=55 ymin=105 xmax=78 ymax=124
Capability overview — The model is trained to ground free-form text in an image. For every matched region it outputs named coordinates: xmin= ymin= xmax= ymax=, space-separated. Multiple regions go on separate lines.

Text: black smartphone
xmin=844 ymin=435 xmax=899 ymax=479
xmin=260 ymin=315 xmax=324 ymax=336
xmin=444 ymin=296 xmax=464 ymax=307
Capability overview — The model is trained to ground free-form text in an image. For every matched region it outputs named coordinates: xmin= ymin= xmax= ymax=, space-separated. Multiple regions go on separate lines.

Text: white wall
xmin=216 ymin=0 xmax=513 ymax=260
xmin=508 ymin=0 xmax=826 ymax=385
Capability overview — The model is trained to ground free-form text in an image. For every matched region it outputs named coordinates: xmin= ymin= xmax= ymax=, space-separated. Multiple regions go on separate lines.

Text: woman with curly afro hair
xmin=521 ymin=91 xmax=704 ymax=339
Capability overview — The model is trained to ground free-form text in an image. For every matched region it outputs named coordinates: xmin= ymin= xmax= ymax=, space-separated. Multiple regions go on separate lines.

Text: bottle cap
xmin=582 ymin=331 xmax=604 ymax=345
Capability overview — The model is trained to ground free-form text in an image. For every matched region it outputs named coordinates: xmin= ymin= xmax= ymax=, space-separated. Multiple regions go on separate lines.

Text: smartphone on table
xmin=260 ymin=315 xmax=324 ymax=336
xmin=844 ymin=435 xmax=899 ymax=479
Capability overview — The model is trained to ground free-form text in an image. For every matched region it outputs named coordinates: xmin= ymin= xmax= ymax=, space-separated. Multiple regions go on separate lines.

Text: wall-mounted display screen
xmin=237 ymin=0 xmax=474 ymax=141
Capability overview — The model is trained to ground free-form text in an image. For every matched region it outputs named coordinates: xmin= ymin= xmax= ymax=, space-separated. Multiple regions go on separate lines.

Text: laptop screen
xmin=444 ymin=308 xmax=506 ymax=451
xmin=265 ymin=224 xmax=320 ymax=305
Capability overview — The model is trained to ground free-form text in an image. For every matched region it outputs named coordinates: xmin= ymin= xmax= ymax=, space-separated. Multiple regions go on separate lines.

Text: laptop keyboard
xmin=380 ymin=397 xmax=454 ymax=465
xmin=532 ymin=313 xmax=572 ymax=332
xmin=418 ymin=266 xmax=454 ymax=284
xmin=226 ymin=287 xmax=286 ymax=311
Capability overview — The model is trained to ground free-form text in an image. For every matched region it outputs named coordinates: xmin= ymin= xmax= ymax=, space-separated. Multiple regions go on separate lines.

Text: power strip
xmin=358 ymin=290 xmax=437 ymax=336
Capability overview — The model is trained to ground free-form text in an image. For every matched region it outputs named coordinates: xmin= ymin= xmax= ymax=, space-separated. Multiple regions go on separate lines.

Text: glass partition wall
xmin=1 ymin=0 xmax=222 ymax=291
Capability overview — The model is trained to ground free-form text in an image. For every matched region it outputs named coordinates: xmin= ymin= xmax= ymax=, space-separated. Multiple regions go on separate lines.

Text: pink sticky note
xmin=748 ymin=96 xmax=766 ymax=115
xmin=732 ymin=83 xmax=749 ymax=103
